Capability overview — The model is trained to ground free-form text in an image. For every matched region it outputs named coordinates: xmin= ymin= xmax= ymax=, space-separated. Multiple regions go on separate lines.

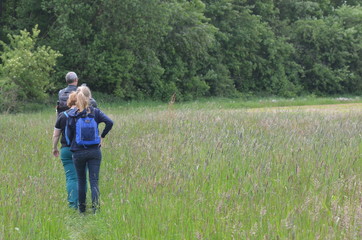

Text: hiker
xmin=56 ymin=72 xmax=97 ymax=115
xmin=52 ymin=92 xmax=81 ymax=209
xmin=69 ymin=86 xmax=113 ymax=214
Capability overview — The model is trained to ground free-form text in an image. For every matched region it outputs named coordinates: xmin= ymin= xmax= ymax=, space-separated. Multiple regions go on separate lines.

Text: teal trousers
xmin=60 ymin=147 xmax=78 ymax=209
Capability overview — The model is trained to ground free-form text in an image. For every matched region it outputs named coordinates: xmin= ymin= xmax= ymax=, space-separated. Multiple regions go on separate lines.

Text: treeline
xmin=0 ymin=0 xmax=361 ymax=104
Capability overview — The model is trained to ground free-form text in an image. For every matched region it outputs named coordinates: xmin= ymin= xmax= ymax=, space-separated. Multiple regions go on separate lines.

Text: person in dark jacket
xmin=52 ymin=92 xmax=80 ymax=209
xmin=69 ymin=86 xmax=113 ymax=214
xmin=56 ymin=72 xmax=97 ymax=115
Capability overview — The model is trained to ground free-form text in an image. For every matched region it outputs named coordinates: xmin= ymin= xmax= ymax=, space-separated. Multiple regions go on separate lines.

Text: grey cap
xmin=65 ymin=72 xmax=78 ymax=83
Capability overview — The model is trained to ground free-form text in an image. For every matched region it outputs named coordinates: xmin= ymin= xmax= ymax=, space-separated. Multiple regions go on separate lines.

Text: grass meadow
xmin=0 ymin=101 xmax=361 ymax=239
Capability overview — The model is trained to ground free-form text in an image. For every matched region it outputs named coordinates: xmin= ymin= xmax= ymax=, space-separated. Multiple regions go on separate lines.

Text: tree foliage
xmin=0 ymin=0 xmax=361 ymax=104
xmin=290 ymin=5 xmax=362 ymax=94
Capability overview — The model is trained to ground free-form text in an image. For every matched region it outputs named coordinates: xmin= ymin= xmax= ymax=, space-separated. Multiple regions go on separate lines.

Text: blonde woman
xmin=69 ymin=86 xmax=113 ymax=214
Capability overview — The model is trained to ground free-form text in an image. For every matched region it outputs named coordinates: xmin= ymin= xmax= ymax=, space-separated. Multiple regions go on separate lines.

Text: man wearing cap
xmin=56 ymin=72 xmax=97 ymax=115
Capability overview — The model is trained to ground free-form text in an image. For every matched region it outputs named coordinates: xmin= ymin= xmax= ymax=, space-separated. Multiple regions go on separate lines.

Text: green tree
xmin=91 ymin=0 xmax=172 ymax=100
xmin=42 ymin=0 xmax=171 ymax=99
xmin=0 ymin=0 xmax=51 ymax=43
xmin=0 ymin=25 xmax=61 ymax=112
xmin=157 ymin=0 xmax=218 ymax=100
xmin=290 ymin=13 xmax=360 ymax=94
xmin=204 ymin=0 xmax=302 ymax=97
xmin=40 ymin=0 xmax=97 ymax=89
xmin=245 ymin=0 xmax=278 ymax=23
xmin=330 ymin=0 xmax=361 ymax=6
xmin=334 ymin=5 xmax=362 ymax=93
xmin=275 ymin=0 xmax=324 ymax=22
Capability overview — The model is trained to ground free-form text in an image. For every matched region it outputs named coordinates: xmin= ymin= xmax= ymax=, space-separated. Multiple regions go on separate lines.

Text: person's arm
xmin=53 ymin=113 xmax=66 ymax=157
xmin=96 ymin=109 xmax=113 ymax=138
xmin=52 ymin=128 xmax=61 ymax=157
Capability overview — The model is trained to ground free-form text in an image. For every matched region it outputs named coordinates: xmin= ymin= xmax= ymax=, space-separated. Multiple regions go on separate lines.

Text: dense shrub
xmin=0 ymin=26 xmax=61 ymax=112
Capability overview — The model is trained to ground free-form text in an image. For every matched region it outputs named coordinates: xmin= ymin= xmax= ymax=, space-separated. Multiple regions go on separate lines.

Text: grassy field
xmin=0 ymin=101 xmax=361 ymax=239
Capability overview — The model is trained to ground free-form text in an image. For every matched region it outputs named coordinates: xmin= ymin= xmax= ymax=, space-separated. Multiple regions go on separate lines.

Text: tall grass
xmin=0 ymin=103 xmax=361 ymax=239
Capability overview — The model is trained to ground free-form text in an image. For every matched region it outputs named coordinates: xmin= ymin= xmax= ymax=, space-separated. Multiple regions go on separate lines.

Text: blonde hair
xmin=76 ymin=85 xmax=92 ymax=112
xmin=67 ymin=92 xmax=77 ymax=108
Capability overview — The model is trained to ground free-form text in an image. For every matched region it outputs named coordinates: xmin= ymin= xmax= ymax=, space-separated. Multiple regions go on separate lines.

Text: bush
xmin=0 ymin=25 xmax=61 ymax=112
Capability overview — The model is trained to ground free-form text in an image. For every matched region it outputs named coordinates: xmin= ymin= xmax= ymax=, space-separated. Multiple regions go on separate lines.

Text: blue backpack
xmin=64 ymin=109 xmax=101 ymax=146
xmin=76 ymin=112 xmax=101 ymax=145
